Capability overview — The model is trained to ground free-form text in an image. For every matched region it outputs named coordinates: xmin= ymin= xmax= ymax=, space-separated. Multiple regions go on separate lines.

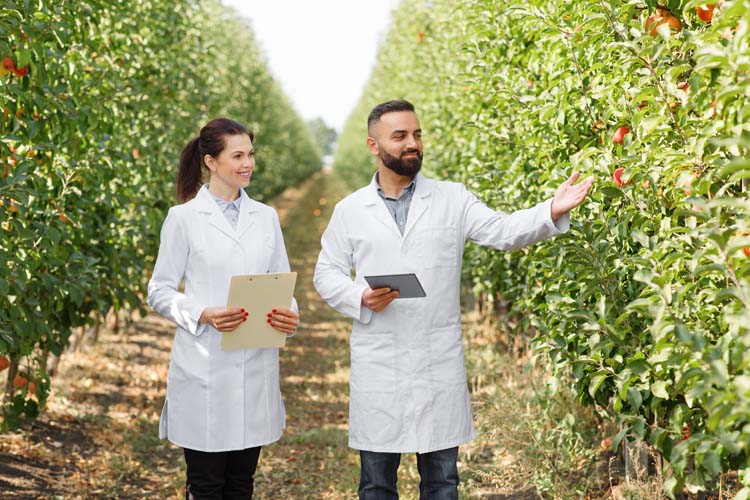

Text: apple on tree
xmin=0 ymin=57 xmax=13 ymax=76
xmin=12 ymin=65 xmax=28 ymax=77
xmin=612 ymin=167 xmax=626 ymax=187
xmin=646 ymin=8 xmax=682 ymax=36
xmin=612 ymin=125 xmax=630 ymax=144
xmin=13 ymin=375 xmax=28 ymax=388
xmin=696 ymin=4 xmax=715 ymax=22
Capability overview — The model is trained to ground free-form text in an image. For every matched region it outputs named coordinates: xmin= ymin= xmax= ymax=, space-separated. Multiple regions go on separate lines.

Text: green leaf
xmin=627 ymin=387 xmax=642 ymax=410
xmin=651 ymin=380 xmax=670 ymax=399
xmin=589 ymin=372 xmax=608 ymax=399
xmin=699 ymin=450 xmax=721 ymax=476
xmin=663 ymin=476 xmax=679 ymax=500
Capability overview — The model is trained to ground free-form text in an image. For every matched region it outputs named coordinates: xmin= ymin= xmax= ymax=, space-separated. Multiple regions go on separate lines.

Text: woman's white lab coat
xmin=148 ymin=185 xmax=294 ymax=452
xmin=313 ymin=173 xmax=569 ymax=453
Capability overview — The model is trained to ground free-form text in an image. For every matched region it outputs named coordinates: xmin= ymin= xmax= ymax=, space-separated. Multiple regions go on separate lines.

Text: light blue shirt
xmin=208 ymin=187 xmax=242 ymax=229
xmin=375 ymin=173 xmax=416 ymax=235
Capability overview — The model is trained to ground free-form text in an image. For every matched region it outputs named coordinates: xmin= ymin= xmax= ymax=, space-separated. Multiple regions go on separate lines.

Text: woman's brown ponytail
xmin=177 ymin=137 xmax=203 ymax=203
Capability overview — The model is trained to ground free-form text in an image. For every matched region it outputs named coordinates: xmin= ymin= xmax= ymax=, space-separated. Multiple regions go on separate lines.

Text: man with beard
xmin=313 ymin=99 xmax=594 ymax=499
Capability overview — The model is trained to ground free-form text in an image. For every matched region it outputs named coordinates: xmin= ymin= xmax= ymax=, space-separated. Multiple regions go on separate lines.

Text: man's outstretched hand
xmin=550 ymin=171 xmax=595 ymax=221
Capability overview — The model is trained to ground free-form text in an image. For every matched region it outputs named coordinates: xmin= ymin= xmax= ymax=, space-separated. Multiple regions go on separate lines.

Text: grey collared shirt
xmin=208 ymin=188 xmax=243 ymax=229
xmin=376 ymin=173 xmax=416 ymax=235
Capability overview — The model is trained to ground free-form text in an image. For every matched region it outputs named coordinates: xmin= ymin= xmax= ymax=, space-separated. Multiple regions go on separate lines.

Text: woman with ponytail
xmin=147 ymin=118 xmax=299 ymax=499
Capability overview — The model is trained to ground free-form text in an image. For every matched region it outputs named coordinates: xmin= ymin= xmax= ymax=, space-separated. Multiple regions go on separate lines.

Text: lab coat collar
xmin=364 ymin=172 xmax=433 ymax=240
xmin=192 ymin=185 xmax=260 ymax=243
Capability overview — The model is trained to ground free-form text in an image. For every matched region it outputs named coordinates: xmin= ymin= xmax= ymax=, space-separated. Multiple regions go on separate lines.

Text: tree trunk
xmin=3 ymin=357 xmax=19 ymax=404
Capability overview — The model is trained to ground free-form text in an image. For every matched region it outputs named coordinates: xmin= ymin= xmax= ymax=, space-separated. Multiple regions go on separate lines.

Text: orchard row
xmin=335 ymin=0 xmax=750 ymax=496
xmin=0 ymin=0 xmax=321 ymax=429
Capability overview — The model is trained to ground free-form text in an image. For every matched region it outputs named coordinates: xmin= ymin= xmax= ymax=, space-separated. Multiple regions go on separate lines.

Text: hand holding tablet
xmin=364 ymin=273 xmax=426 ymax=299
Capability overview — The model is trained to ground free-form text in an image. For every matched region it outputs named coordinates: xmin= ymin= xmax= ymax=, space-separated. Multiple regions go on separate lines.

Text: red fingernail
xmin=272 ymin=309 xmax=277 ymax=313
xmin=244 ymin=312 xmax=249 ymax=316
xmin=267 ymin=319 xmax=272 ymax=324
xmin=267 ymin=313 xmax=272 ymax=318
xmin=241 ymin=308 xmax=245 ymax=312
xmin=243 ymin=317 xmax=247 ymax=321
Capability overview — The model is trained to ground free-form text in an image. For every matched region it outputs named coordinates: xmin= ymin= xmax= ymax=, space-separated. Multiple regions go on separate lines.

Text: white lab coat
xmin=313 ymin=173 xmax=569 ymax=453
xmin=148 ymin=185 xmax=295 ymax=452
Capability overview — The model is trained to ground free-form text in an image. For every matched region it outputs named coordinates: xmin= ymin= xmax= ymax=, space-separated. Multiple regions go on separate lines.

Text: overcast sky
xmin=221 ymin=0 xmax=400 ymax=132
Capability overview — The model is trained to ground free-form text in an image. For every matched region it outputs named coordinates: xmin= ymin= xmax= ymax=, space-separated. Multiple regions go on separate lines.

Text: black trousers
xmin=183 ymin=446 xmax=262 ymax=500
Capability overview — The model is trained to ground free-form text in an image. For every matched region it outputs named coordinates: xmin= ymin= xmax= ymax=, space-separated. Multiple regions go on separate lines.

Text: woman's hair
xmin=176 ymin=118 xmax=254 ymax=203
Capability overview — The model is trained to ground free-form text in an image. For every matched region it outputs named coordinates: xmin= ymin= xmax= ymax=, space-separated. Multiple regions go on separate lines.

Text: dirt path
xmin=0 ymin=170 xmax=559 ymax=499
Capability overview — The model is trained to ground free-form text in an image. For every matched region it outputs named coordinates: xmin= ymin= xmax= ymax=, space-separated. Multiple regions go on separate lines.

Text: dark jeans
xmin=359 ymin=447 xmax=459 ymax=500
xmin=183 ymin=446 xmax=261 ymax=500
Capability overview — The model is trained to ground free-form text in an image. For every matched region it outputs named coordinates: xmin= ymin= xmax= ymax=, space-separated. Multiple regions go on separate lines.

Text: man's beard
xmin=379 ymin=148 xmax=423 ymax=177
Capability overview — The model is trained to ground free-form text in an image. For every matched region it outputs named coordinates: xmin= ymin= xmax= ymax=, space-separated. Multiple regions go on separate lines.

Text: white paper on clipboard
xmin=221 ymin=272 xmax=297 ymax=350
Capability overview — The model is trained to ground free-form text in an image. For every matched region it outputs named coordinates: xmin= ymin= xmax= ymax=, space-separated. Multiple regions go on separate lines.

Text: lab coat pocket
xmin=427 ymin=326 xmax=466 ymax=386
xmin=350 ymin=331 xmax=396 ymax=393
xmin=261 ymin=232 xmax=275 ymax=272
xmin=187 ymin=245 xmax=211 ymax=286
xmin=420 ymin=227 xmax=458 ymax=268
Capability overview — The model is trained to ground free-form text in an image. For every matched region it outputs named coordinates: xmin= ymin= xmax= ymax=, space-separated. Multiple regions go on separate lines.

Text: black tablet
xmin=364 ymin=273 xmax=426 ymax=298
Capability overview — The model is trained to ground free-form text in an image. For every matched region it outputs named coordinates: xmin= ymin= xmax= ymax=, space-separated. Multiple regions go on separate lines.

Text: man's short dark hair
xmin=367 ymin=100 xmax=415 ymax=133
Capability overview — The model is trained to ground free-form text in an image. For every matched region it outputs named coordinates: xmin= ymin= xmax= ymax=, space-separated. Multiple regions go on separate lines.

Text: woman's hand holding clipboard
xmin=221 ymin=272 xmax=297 ymax=350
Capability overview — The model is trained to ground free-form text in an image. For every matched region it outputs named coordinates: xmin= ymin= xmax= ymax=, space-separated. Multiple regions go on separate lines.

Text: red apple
xmin=612 ymin=167 xmax=625 ymax=187
xmin=0 ymin=57 xmax=13 ymax=76
xmin=646 ymin=11 xmax=663 ymax=34
xmin=696 ymin=4 xmax=715 ymax=22
xmin=612 ymin=125 xmax=630 ymax=144
xmin=666 ymin=15 xmax=682 ymax=33
xmin=11 ymin=65 xmax=27 ymax=77
xmin=646 ymin=9 xmax=682 ymax=36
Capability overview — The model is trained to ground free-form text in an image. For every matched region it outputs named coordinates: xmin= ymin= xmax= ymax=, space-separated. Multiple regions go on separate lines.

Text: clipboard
xmin=364 ymin=273 xmax=426 ymax=299
xmin=221 ymin=272 xmax=297 ymax=350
